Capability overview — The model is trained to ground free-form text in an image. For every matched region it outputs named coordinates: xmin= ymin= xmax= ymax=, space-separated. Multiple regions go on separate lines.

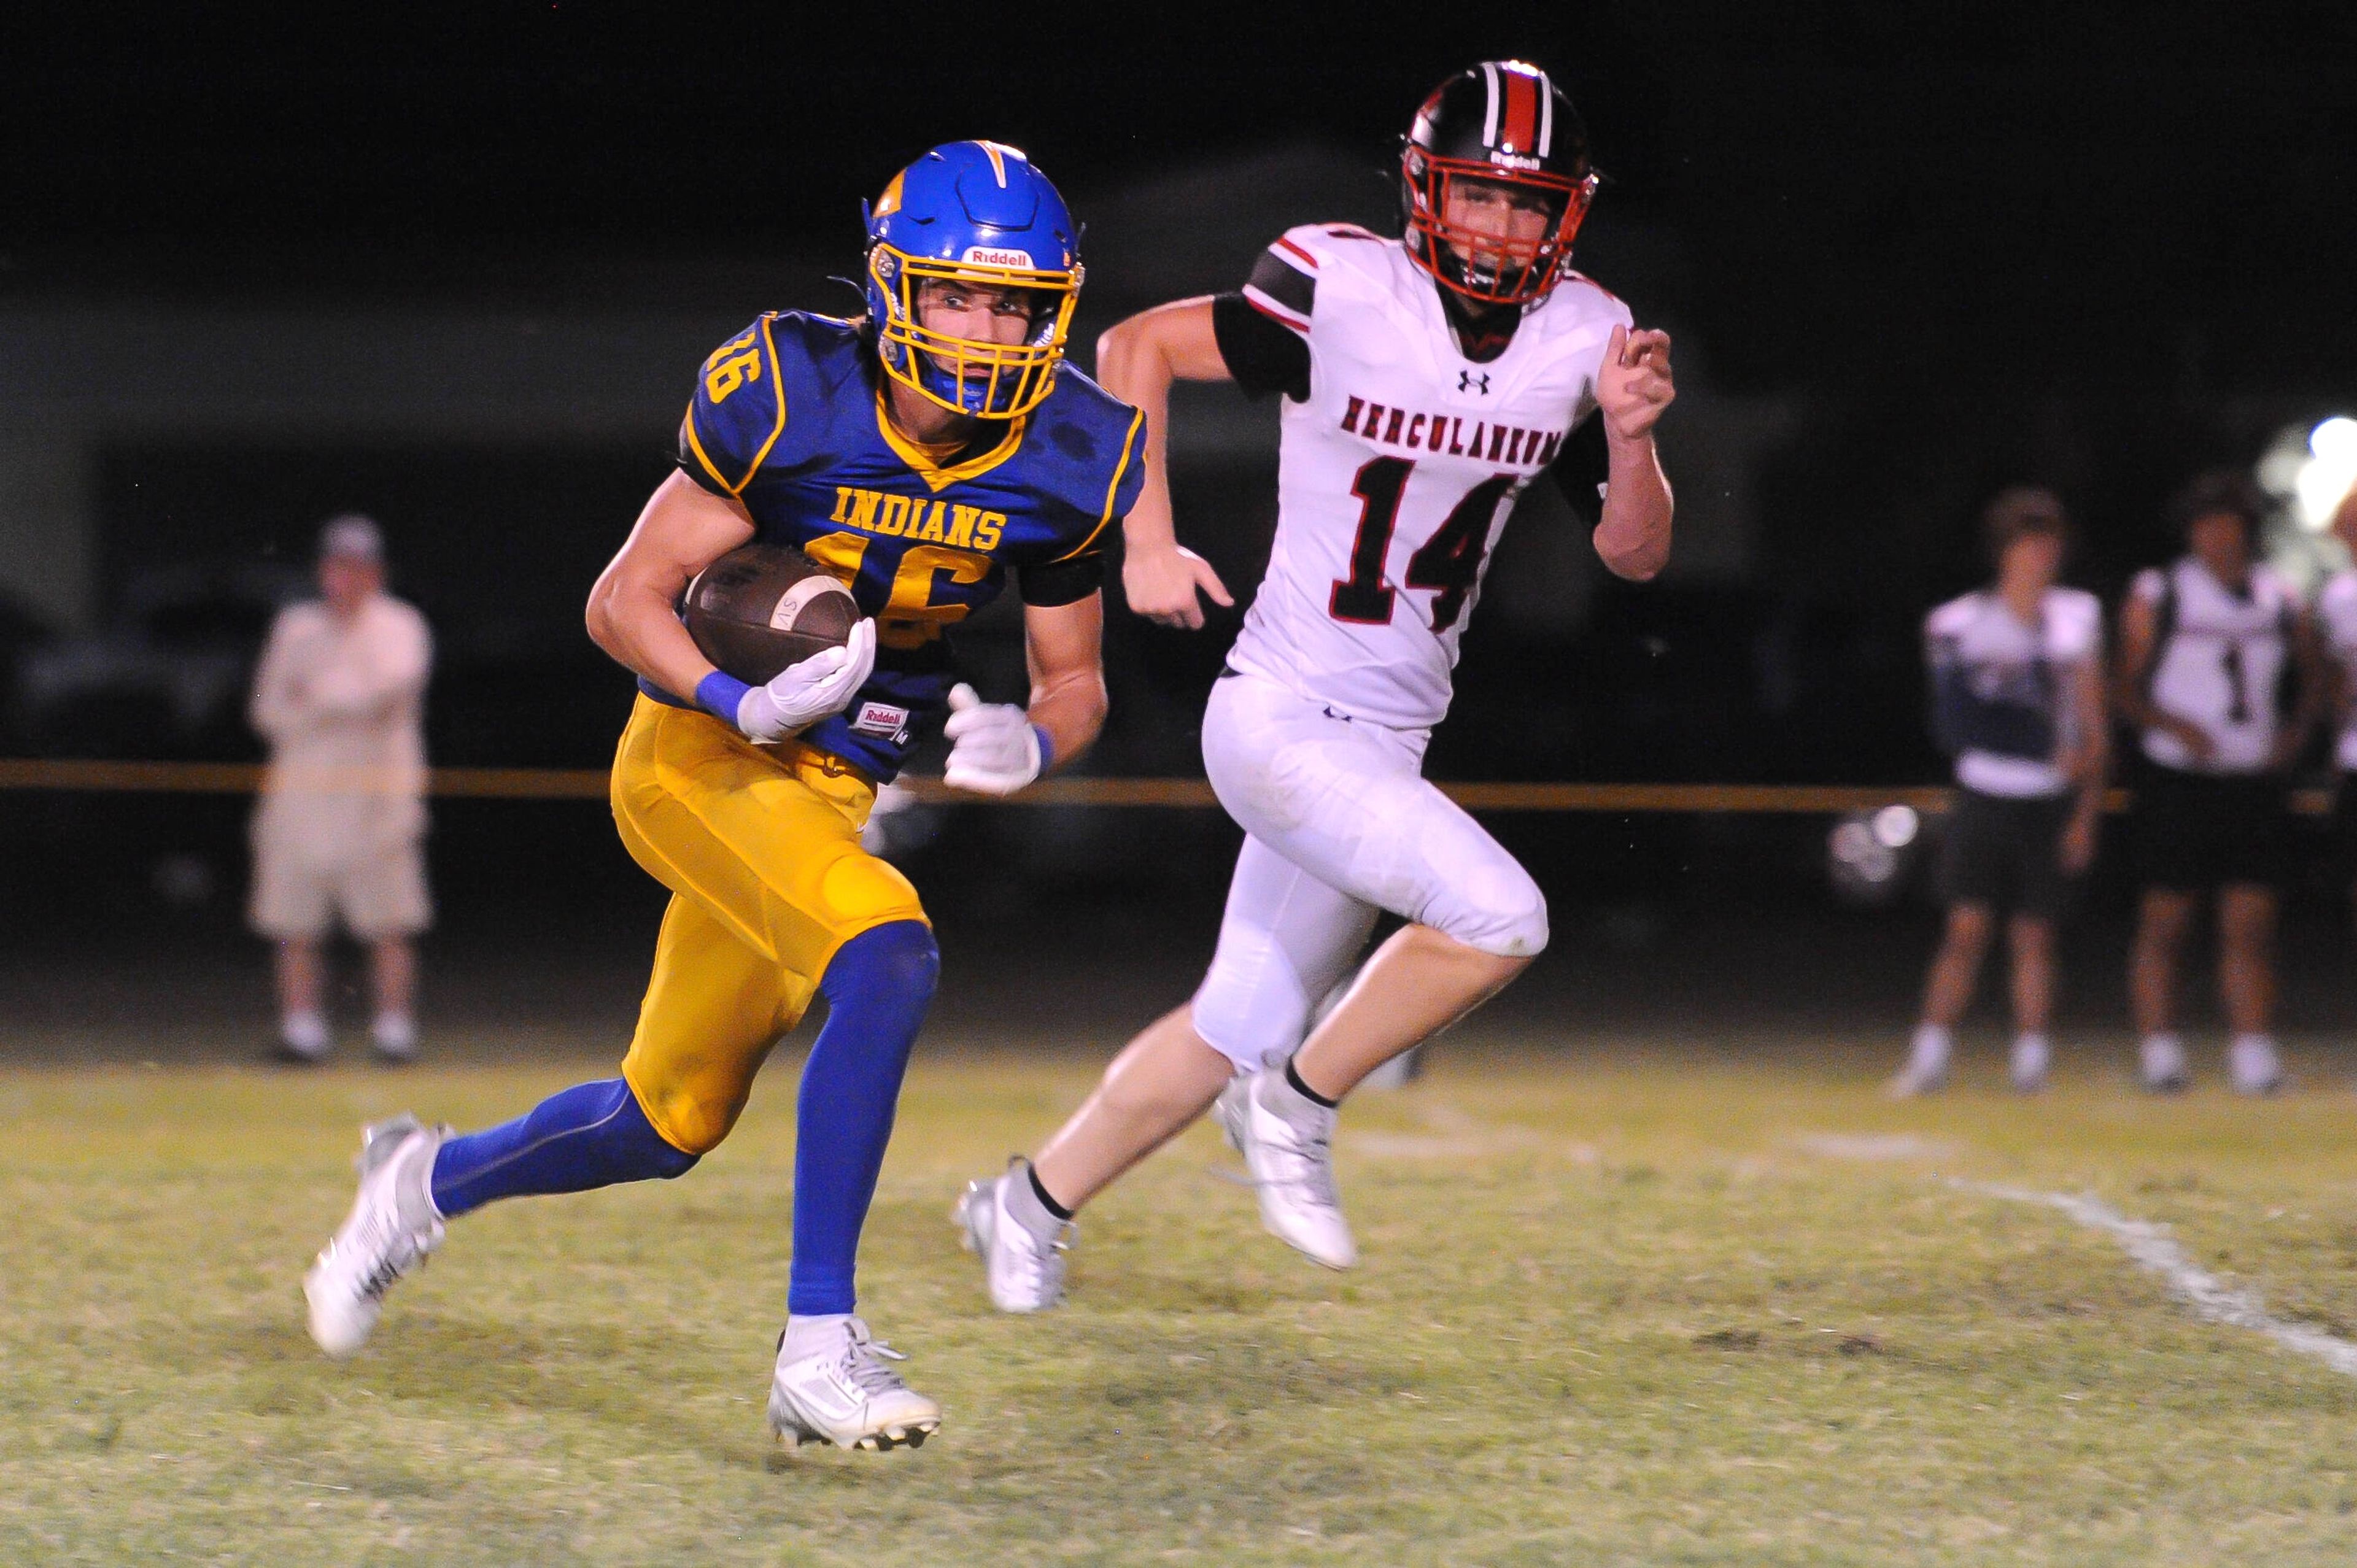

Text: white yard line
xmin=1369 ymin=1103 xmax=2357 ymax=1379
xmin=1961 ymin=1181 xmax=2357 ymax=1378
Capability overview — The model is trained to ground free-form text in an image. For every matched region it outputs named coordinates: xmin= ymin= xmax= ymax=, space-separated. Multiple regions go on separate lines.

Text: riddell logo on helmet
xmin=961 ymin=246 xmax=1033 ymax=268
xmin=1487 ymin=151 xmax=1544 ymax=171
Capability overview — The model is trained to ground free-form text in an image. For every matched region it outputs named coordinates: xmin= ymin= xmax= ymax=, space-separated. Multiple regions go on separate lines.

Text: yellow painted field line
xmin=0 ymin=758 xmax=2332 ymax=815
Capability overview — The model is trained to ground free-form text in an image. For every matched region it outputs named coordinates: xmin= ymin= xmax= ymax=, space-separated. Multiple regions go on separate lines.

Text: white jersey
xmin=2131 ymin=557 xmax=2296 ymax=773
xmin=2318 ymin=567 xmax=2357 ymax=770
xmin=1224 ymin=223 xmax=1631 ymax=730
xmin=1924 ymin=586 xmax=2102 ymax=798
xmin=249 ymin=594 xmax=434 ymax=851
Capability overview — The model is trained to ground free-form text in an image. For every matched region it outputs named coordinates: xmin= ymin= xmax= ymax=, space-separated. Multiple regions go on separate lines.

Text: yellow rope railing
xmin=0 ymin=759 xmax=2334 ymax=815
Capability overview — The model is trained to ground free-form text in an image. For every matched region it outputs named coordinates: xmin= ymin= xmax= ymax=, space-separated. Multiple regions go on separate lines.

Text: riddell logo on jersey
xmin=1341 ymin=396 xmax=1565 ymax=468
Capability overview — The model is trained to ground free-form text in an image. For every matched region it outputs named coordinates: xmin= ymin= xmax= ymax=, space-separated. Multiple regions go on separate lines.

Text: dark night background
xmin=3 ymin=3 xmax=2354 ymax=1044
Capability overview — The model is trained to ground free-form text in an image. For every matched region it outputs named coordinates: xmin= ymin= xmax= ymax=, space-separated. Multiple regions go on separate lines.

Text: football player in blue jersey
xmin=301 ymin=141 xmax=1146 ymax=1453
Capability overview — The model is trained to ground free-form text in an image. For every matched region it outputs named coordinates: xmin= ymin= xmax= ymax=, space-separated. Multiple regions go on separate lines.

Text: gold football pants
xmin=610 ymin=696 xmax=927 ymax=1154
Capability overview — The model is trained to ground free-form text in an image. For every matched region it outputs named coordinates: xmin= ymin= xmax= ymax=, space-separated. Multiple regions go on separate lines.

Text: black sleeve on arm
xmin=676 ymin=417 xmax=733 ymax=496
xmin=1548 ymin=414 xmax=1610 ymax=528
xmin=1211 ymin=293 xmax=1311 ymax=403
xmin=1016 ymin=554 xmax=1105 ymax=608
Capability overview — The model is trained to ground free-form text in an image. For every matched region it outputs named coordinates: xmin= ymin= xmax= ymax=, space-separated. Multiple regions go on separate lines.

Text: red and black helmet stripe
xmin=1423 ymin=59 xmax=1580 ymax=172
xmin=1485 ymin=61 xmax=1549 ymax=156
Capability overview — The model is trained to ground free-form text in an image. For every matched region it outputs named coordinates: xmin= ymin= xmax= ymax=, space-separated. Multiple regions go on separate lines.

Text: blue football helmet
xmin=863 ymin=141 xmax=1083 ymax=420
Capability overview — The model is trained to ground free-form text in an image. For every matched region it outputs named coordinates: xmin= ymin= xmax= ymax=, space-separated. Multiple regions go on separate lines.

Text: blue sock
xmin=430 ymin=1077 xmax=699 ymax=1219
xmin=788 ymin=920 xmax=939 ymax=1316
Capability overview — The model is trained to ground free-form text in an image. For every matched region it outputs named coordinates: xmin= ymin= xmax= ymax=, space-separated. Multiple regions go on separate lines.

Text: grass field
xmin=8 ymin=1038 xmax=2357 ymax=1564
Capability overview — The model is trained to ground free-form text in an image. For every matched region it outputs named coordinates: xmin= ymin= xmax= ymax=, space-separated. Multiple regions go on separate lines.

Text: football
xmin=680 ymin=542 xmax=862 ymax=684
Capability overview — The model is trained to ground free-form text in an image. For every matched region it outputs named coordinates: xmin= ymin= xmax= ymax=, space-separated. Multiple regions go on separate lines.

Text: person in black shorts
xmin=2115 ymin=471 xmax=2328 ymax=1094
xmin=1892 ymin=490 xmax=2107 ymax=1095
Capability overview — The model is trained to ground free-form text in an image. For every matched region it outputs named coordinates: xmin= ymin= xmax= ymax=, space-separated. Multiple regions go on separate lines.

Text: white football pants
xmin=1190 ymin=671 xmax=1549 ymax=1072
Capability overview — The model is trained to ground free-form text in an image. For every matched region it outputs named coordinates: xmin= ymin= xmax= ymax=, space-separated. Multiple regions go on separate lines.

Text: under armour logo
xmin=1458 ymin=370 xmax=1490 ymax=394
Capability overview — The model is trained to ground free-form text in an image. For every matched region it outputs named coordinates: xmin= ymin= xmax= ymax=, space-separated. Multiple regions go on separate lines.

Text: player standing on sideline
xmin=302 ymin=143 xmax=1145 ymax=1450
xmin=1889 ymin=490 xmax=2107 ymax=1097
xmin=247 ymin=515 xmax=433 ymax=1064
xmin=2115 ymin=471 xmax=2326 ymax=1094
xmin=958 ymin=62 xmax=1674 ymax=1308
xmin=2317 ymin=485 xmax=2357 ymax=943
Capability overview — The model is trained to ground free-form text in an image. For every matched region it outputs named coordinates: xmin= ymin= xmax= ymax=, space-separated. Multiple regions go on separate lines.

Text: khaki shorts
xmin=249 ymin=821 xmax=432 ymax=941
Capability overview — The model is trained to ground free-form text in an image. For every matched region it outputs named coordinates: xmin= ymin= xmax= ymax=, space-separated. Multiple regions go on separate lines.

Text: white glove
xmin=942 ymin=682 xmax=1045 ymax=795
xmin=734 ymin=619 xmax=876 ymax=742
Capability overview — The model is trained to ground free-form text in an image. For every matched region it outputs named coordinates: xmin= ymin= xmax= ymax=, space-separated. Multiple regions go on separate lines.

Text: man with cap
xmin=247 ymin=514 xmax=435 ymax=1062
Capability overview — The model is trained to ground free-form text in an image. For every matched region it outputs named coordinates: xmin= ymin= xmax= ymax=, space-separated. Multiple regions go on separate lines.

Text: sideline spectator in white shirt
xmin=248 ymin=515 xmax=433 ymax=1062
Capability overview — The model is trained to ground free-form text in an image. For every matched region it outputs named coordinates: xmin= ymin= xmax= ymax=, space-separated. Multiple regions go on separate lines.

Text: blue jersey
xmin=651 ymin=312 xmax=1145 ymax=779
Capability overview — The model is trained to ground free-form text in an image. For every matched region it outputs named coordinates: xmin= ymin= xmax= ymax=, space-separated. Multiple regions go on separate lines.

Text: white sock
xmin=2140 ymin=1032 xmax=2186 ymax=1076
xmin=281 ymin=1010 xmax=330 ymax=1057
xmin=1908 ymin=1022 xmax=1953 ymax=1073
xmin=2228 ymin=1033 xmax=2280 ymax=1088
xmin=371 ymin=1013 xmax=417 ymax=1055
xmin=781 ymin=1313 xmax=853 ymax=1359
xmin=2011 ymin=1030 xmax=2050 ymax=1059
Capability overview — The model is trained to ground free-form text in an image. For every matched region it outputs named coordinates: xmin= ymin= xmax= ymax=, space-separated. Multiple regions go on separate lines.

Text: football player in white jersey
xmin=2115 ymin=471 xmax=2327 ymax=1094
xmin=2320 ymin=484 xmax=2357 ymax=942
xmin=958 ymin=61 xmax=1674 ymax=1308
xmin=1891 ymin=490 xmax=2107 ymax=1097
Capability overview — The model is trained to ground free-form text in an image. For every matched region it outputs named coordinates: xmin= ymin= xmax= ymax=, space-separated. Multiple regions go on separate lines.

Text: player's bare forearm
xmin=2110 ymin=595 xmax=2163 ymax=731
xmin=1593 ymin=434 xmax=1673 ymax=581
xmin=2067 ymin=660 xmax=2109 ymax=797
xmin=1591 ymin=324 xmax=1676 ymax=581
xmin=1097 ymin=299 xmax=1237 ymax=627
xmin=1023 ymin=592 xmax=1109 ymax=771
xmin=2071 ymin=741 xmax=2110 ymax=827
xmin=586 ymin=471 xmax=756 ymax=700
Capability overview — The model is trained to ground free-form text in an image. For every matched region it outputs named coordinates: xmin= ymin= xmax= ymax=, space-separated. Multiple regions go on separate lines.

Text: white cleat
xmin=954 ymin=1161 xmax=1070 ymax=1314
xmin=767 ymin=1317 xmax=942 ymax=1452
xmin=2140 ymin=1034 xmax=2191 ymax=1095
xmin=1215 ymin=1071 xmax=1356 ymax=1270
xmin=2228 ymin=1036 xmax=2285 ymax=1097
xmin=303 ymin=1114 xmax=447 ymax=1358
xmin=370 ymin=1013 xmax=419 ymax=1064
xmin=2009 ymin=1035 xmax=2051 ymax=1095
xmin=275 ymin=1010 xmax=332 ymax=1065
xmin=1884 ymin=1060 xmax=1949 ymax=1099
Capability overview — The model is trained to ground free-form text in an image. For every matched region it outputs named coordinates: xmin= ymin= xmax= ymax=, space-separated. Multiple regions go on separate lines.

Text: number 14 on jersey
xmin=1329 ymin=457 xmax=1520 ymax=632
